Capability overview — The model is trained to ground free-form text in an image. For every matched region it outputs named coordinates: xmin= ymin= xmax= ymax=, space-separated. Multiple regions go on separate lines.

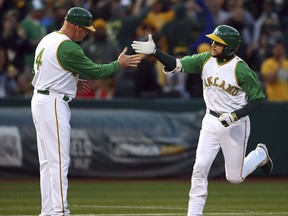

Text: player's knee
xmin=192 ymin=169 xmax=205 ymax=180
xmin=226 ymin=175 xmax=243 ymax=184
xmin=193 ymin=161 xmax=210 ymax=176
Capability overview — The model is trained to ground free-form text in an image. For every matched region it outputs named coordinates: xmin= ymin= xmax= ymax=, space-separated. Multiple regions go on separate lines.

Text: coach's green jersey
xmin=32 ymin=31 xmax=119 ymax=98
xmin=180 ymin=52 xmax=265 ymax=113
xmin=58 ymin=38 xmax=119 ymax=79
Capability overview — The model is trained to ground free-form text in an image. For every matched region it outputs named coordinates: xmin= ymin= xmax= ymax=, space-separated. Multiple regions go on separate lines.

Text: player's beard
xmin=211 ymin=50 xmax=225 ymax=59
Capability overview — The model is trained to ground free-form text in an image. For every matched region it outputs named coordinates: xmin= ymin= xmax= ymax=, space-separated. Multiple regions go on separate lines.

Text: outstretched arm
xmin=117 ymin=47 xmax=141 ymax=68
xmin=132 ymin=34 xmax=177 ymax=71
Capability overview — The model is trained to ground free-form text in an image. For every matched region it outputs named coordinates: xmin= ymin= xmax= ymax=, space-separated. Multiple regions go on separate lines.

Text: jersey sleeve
xmin=236 ymin=61 xmax=265 ymax=100
xmin=180 ymin=52 xmax=211 ymax=75
xmin=57 ymin=40 xmax=120 ymax=79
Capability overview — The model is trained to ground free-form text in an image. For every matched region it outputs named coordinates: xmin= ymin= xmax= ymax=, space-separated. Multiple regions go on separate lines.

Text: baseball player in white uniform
xmin=31 ymin=7 xmax=140 ymax=216
xmin=132 ymin=25 xmax=273 ymax=216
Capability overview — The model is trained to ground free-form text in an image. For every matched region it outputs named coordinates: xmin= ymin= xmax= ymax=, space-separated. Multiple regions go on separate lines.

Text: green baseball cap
xmin=64 ymin=7 xmax=95 ymax=32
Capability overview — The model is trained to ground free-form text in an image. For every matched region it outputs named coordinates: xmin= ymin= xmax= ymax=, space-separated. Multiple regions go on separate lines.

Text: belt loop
xmin=209 ymin=110 xmax=221 ymax=118
xmin=63 ymin=95 xmax=72 ymax=103
xmin=37 ymin=90 xmax=49 ymax=95
xmin=36 ymin=89 xmax=72 ymax=103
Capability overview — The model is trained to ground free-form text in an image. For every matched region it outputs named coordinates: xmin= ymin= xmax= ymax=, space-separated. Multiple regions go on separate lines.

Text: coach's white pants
xmin=31 ymin=92 xmax=71 ymax=216
xmin=187 ymin=113 xmax=266 ymax=216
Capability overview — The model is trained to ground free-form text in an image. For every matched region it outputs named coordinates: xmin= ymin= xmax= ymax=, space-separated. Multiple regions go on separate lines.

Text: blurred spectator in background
xmin=41 ymin=1 xmax=69 ymax=33
xmin=112 ymin=0 xmax=155 ymax=98
xmin=111 ymin=0 xmax=154 ymax=54
xmin=134 ymin=54 xmax=163 ymax=98
xmin=245 ymin=0 xmax=284 ymax=73
xmin=223 ymin=0 xmax=254 ymax=58
xmin=115 ymin=18 xmax=158 ymax=98
xmin=143 ymin=0 xmax=175 ymax=33
xmin=90 ymin=1 xmax=112 ymax=20
xmin=249 ymin=0 xmax=284 ymax=60
xmin=20 ymin=0 xmax=47 ymax=96
xmin=203 ymin=0 xmax=229 ymax=27
xmin=242 ymin=0 xmax=262 ymax=20
xmin=0 ymin=0 xmax=27 ymax=19
xmin=188 ymin=0 xmax=223 ymax=53
xmin=185 ymin=42 xmax=211 ymax=99
xmin=278 ymin=0 xmax=288 ymax=46
xmin=1 ymin=0 xmax=288 ymax=100
xmin=0 ymin=47 xmax=19 ymax=97
xmin=136 ymin=1 xmax=187 ymax=90
xmin=163 ymin=46 xmax=190 ymax=98
xmin=252 ymin=0 xmax=282 ymax=46
xmin=82 ymin=19 xmax=121 ymax=65
xmin=157 ymin=3 xmax=199 ymax=55
xmin=154 ymin=2 xmax=199 ymax=89
xmin=66 ymin=0 xmax=91 ymax=9
xmin=144 ymin=0 xmax=187 ymax=55
xmin=261 ymin=40 xmax=288 ymax=101
xmin=0 ymin=9 xmax=28 ymax=74
xmin=78 ymin=18 xmax=121 ymax=99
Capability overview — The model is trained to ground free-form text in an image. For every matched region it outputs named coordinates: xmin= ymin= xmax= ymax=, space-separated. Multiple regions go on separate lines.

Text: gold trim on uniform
xmin=240 ymin=120 xmax=247 ymax=180
xmin=54 ymin=99 xmax=65 ymax=214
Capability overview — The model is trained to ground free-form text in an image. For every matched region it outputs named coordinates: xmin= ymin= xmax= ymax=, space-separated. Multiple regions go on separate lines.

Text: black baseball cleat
xmin=257 ymin=143 xmax=273 ymax=174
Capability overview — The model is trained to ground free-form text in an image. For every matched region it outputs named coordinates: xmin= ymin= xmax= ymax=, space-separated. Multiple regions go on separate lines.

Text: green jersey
xmin=58 ymin=39 xmax=119 ymax=79
xmin=180 ymin=52 xmax=265 ymax=113
xmin=32 ymin=31 xmax=120 ymax=98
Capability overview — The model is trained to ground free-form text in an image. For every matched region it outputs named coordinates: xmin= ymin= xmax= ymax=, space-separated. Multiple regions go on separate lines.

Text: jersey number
xmin=35 ymin=48 xmax=45 ymax=70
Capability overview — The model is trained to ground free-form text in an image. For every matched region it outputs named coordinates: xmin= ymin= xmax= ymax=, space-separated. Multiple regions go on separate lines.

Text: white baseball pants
xmin=187 ymin=113 xmax=267 ymax=216
xmin=31 ymin=91 xmax=71 ymax=216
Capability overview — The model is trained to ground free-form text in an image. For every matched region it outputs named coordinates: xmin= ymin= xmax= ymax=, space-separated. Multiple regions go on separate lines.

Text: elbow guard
xmin=163 ymin=59 xmax=183 ymax=74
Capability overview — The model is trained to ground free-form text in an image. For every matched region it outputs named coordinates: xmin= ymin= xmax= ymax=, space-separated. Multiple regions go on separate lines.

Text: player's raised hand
xmin=218 ymin=112 xmax=238 ymax=127
xmin=117 ymin=47 xmax=141 ymax=68
xmin=132 ymin=34 xmax=156 ymax=55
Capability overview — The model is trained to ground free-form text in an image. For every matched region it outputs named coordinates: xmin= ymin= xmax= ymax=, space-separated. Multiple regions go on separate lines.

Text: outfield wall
xmin=0 ymin=98 xmax=287 ymax=178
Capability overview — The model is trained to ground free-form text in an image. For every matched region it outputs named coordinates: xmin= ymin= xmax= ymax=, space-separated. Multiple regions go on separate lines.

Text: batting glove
xmin=131 ymin=34 xmax=156 ymax=55
xmin=218 ymin=112 xmax=238 ymax=127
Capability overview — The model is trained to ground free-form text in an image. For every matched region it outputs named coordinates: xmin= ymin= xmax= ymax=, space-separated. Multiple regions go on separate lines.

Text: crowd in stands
xmin=1 ymin=0 xmax=288 ymax=101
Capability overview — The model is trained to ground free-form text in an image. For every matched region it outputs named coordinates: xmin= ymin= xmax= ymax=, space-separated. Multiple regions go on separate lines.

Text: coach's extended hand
xmin=117 ymin=47 xmax=141 ymax=68
xmin=132 ymin=34 xmax=156 ymax=55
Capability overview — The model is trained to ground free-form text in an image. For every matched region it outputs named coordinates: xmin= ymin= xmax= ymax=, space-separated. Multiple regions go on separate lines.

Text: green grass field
xmin=0 ymin=178 xmax=287 ymax=216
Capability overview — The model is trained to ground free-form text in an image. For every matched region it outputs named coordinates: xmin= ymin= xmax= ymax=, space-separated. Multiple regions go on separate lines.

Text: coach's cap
xmin=65 ymin=7 xmax=95 ymax=32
